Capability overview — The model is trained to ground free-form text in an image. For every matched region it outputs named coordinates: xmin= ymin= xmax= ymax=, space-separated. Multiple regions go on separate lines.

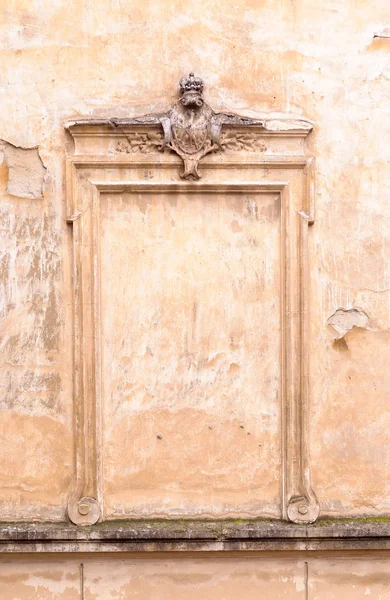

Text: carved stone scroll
xmin=65 ymin=75 xmax=318 ymax=525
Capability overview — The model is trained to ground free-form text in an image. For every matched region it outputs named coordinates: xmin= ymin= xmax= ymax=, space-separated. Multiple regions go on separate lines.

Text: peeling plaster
xmin=0 ymin=140 xmax=46 ymax=199
xmin=373 ymin=26 xmax=390 ymax=38
xmin=327 ymin=308 xmax=370 ymax=340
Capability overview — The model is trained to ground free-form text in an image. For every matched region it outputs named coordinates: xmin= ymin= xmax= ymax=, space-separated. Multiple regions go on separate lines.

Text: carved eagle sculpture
xmin=110 ymin=73 xmax=264 ymax=180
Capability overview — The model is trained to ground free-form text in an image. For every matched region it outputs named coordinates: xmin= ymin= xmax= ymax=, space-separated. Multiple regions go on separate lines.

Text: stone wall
xmin=2 ymin=554 xmax=390 ymax=599
xmin=0 ymin=0 xmax=389 ymax=596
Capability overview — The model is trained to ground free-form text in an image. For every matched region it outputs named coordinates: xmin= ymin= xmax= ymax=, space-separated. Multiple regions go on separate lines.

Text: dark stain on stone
xmin=42 ymin=287 xmax=60 ymax=352
xmin=2 ymin=371 xmax=62 ymax=414
xmin=333 ymin=337 xmax=349 ymax=353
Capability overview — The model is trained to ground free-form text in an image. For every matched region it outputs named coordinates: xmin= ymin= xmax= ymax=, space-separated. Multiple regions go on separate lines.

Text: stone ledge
xmin=64 ymin=113 xmax=313 ymax=134
xmin=1 ymin=520 xmax=390 ymax=553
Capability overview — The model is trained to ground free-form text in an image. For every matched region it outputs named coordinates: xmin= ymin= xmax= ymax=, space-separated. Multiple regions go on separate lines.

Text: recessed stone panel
xmin=83 ymin=557 xmax=305 ymax=599
xmin=101 ymin=190 xmax=281 ymax=518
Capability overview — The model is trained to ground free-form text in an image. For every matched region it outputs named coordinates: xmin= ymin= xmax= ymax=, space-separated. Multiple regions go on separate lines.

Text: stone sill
xmin=1 ymin=520 xmax=390 ymax=553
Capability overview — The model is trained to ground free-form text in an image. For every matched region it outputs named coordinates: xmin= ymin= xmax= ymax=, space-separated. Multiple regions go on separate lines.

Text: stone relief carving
xmin=115 ymin=132 xmax=163 ymax=154
xmin=220 ymin=132 xmax=268 ymax=152
xmin=164 ymin=73 xmax=218 ymax=179
xmin=111 ymin=73 xmax=264 ymax=179
xmin=114 ymin=129 xmax=268 ymax=157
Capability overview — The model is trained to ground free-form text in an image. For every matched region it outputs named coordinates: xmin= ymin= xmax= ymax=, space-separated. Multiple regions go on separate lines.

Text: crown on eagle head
xmin=179 ymin=73 xmax=204 ymax=95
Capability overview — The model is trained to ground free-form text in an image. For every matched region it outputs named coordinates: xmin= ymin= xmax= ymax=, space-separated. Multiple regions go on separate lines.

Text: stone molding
xmin=64 ymin=118 xmax=317 ymax=527
xmin=1 ymin=521 xmax=390 ymax=553
xmin=63 ymin=76 xmax=319 ymax=527
xmin=65 ymin=72 xmax=311 ymax=180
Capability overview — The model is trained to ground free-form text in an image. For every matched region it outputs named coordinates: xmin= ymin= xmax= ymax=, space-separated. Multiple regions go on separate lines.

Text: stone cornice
xmin=1 ymin=520 xmax=390 ymax=553
xmin=64 ymin=114 xmax=313 ymax=135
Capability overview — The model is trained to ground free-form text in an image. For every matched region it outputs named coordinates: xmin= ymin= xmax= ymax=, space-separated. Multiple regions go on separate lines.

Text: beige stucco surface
xmin=101 ymin=191 xmax=280 ymax=518
xmin=0 ymin=0 xmax=389 ymax=583
xmin=83 ymin=555 xmax=306 ymax=599
xmin=0 ymin=559 xmax=80 ymax=600
xmin=2 ymin=554 xmax=390 ymax=599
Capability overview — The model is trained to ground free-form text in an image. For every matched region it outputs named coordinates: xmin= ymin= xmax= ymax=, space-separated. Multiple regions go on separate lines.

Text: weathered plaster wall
xmin=0 ymin=0 xmax=389 ymax=524
xmin=1 ymin=553 xmax=390 ymax=599
xmin=101 ymin=191 xmax=281 ymax=519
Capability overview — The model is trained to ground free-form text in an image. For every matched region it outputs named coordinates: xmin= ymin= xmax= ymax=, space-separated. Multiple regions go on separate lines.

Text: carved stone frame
xmin=65 ymin=119 xmax=318 ymax=526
